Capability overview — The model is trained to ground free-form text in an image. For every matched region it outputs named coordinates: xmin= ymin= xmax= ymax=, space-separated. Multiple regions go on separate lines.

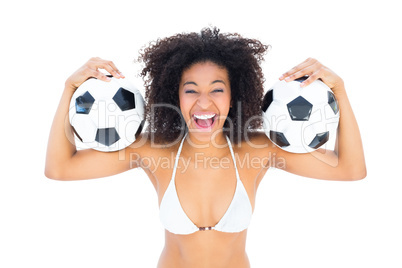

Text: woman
xmin=45 ymin=27 xmax=366 ymax=267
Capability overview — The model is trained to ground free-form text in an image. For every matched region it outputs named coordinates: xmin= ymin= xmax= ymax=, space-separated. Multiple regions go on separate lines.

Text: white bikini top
xmin=159 ymin=132 xmax=253 ymax=235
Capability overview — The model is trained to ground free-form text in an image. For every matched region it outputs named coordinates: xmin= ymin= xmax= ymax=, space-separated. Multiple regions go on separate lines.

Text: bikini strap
xmin=171 ymin=132 xmax=188 ymax=182
xmin=225 ymin=135 xmax=240 ymax=181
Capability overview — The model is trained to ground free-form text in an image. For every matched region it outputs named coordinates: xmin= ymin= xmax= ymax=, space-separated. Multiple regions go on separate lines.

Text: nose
xmin=196 ymin=92 xmax=212 ymax=109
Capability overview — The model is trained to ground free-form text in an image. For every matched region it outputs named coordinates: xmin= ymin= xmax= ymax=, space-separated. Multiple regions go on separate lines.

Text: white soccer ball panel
xmin=117 ymin=113 xmax=143 ymax=144
xmin=264 ymin=101 xmax=291 ymax=133
xmin=300 ymin=79 xmax=328 ymax=106
xmin=283 ymin=120 xmax=305 ymax=145
xmin=70 ymin=114 xmax=97 ymax=142
xmin=272 ymin=80 xmax=303 ymax=104
xmin=324 ymin=103 xmax=340 ymax=120
xmin=135 ymin=92 xmax=145 ymax=119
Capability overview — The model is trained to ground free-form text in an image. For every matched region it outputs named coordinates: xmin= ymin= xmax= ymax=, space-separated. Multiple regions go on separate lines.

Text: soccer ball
xmin=262 ymin=77 xmax=340 ymax=153
xmin=69 ymin=76 xmax=145 ymax=152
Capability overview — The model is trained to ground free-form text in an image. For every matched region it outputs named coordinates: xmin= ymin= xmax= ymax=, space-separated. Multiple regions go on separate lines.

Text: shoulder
xmin=125 ymin=131 xmax=180 ymax=160
xmin=233 ymin=131 xmax=277 ymax=160
xmin=235 ymin=131 xmax=273 ymax=151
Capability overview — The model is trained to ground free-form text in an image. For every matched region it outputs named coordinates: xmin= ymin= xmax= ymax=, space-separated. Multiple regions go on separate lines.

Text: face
xmin=178 ymin=61 xmax=231 ymax=143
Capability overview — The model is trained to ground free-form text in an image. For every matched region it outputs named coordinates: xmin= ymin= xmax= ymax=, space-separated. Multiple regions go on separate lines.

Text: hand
xmin=65 ymin=57 xmax=125 ymax=91
xmin=279 ymin=58 xmax=344 ymax=92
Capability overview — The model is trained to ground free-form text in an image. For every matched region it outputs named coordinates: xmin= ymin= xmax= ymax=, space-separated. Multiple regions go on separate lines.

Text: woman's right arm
xmin=45 ymin=57 xmax=145 ymax=180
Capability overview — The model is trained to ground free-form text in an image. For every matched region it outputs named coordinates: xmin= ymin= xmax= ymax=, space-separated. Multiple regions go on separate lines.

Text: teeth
xmin=194 ymin=114 xmax=216 ymax=120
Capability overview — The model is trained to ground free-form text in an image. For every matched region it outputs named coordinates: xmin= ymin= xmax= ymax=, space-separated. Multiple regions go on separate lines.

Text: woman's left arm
xmin=273 ymin=58 xmax=366 ymax=181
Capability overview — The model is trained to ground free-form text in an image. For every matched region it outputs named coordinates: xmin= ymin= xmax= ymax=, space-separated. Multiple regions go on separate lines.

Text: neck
xmin=183 ymin=131 xmax=230 ymax=158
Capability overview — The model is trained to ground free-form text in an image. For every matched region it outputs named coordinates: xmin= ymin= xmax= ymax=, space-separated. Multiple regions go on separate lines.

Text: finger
xmin=279 ymin=60 xmax=310 ymax=80
xmin=89 ymin=58 xmax=124 ymax=79
xmin=87 ymin=68 xmax=112 ymax=82
xmin=107 ymin=61 xmax=125 ymax=78
xmin=97 ymin=61 xmax=123 ymax=79
xmin=283 ymin=63 xmax=317 ymax=83
xmin=279 ymin=58 xmax=317 ymax=81
xmin=300 ymin=69 xmax=322 ymax=87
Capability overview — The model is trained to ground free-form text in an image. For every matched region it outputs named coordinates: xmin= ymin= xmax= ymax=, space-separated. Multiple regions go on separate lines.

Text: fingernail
xmin=279 ymin=75 xmax=284 ymax=80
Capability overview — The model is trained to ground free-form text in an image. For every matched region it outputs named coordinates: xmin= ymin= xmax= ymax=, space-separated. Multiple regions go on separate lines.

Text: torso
xmin=134 ymin=132 xmax=273 ymax=268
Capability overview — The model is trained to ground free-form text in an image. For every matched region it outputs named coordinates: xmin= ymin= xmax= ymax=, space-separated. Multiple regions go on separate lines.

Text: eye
xmin=212 ymin=89 xmax=224 ymax=93
xmin=184 ymin=90 xmax=197 ymax=94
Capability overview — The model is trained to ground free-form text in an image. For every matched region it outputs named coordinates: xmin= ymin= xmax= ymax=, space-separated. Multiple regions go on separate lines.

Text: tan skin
xmin=45 ymin=57 xmax=366 ymax=268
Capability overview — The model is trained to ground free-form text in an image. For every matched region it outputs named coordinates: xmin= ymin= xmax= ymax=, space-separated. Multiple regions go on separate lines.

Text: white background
xmin=1 ymin=0 xmax=401 ymax=267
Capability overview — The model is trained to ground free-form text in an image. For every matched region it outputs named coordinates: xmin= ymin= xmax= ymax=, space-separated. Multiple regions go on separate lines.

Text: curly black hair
xmin=138 ymin=26 xmax=269 ymax=145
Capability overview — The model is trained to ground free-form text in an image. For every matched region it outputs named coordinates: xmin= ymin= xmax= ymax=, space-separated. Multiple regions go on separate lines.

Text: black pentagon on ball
xmin=327 ymin=91 xmax=339 ymax=114
xmin=75 ymin=91 xmax=95 ymax=114
xmin=112 ymin=87 xmax=135 ymax=111
xmin=269 ymin=131 xmax=290 ymax=147
xmin=95 ymin=127 xmax=120 ymax=146
xmin=287 ymin=96 xmax=313 ymax=121
xmin=308 ymin=131 xmax=329 ymax=149
xmin=262 ymin=89 xmax=273 ymax=112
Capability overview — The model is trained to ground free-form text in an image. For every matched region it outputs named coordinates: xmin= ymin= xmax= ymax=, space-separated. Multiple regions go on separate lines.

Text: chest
xmin=145 ymin=149 xmax=268 ymax=227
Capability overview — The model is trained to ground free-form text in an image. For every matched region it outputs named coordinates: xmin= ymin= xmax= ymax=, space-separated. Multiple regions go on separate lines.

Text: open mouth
xmin=192 ymin=113 xmax=217 ymax=129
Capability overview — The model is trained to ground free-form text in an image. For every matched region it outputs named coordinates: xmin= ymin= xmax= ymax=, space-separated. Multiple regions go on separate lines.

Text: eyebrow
xmin=183 ymin=80 xmax=226 ymax=86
